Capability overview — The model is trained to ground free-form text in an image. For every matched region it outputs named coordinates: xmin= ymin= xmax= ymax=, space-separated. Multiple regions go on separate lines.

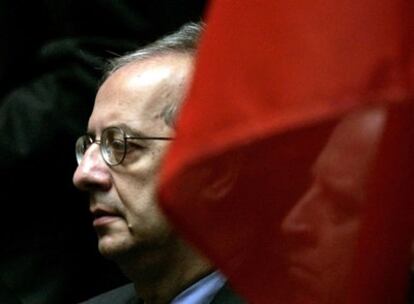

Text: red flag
xmin=159 ymin=1 xmax=414 ymax=303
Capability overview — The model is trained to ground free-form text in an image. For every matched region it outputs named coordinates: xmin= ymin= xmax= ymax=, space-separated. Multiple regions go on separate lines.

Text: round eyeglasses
xmin=75 ymin=126 xmax=173 ymax=166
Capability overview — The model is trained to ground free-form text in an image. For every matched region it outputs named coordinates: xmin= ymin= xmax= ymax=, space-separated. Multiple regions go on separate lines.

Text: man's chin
xmin=97 ymin=236 xmax=133 ymax=260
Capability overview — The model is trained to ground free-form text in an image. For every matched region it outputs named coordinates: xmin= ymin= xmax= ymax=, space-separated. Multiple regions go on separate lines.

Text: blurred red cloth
xmin=159 ymin=1 xmax=414 ymax=303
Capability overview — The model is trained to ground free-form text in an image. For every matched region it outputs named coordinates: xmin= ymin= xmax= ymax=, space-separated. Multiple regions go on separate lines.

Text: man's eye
xmin=125 ymin=141 xmax=145 ymax=152
xmin=110 ymin=139 xmax=125 ymax=151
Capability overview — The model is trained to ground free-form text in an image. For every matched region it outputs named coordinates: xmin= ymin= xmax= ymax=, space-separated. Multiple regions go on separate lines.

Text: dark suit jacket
xmin=0 ymin=279 xmax=21 ymax=304
xmin=80 ymin=282 xmax=246 ymax=304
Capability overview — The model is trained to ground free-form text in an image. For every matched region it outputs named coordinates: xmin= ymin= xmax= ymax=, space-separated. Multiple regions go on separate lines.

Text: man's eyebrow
xmin=112 ymin=123 xmax=147 ymax=137
xmin=86 ymin=124 xmax=152 ymax=138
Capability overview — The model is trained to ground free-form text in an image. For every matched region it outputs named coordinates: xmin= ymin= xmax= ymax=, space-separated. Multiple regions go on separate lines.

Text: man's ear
xmin=200 ymin=152 xmax=242 ymax=201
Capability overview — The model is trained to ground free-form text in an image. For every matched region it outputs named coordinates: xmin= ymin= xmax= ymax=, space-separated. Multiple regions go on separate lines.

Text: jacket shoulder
xmin=79 ymin=283 xmax=137 ymax=304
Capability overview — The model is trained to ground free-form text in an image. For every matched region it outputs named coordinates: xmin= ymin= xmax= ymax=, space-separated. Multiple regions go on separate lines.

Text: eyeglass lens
xmin=101 ymin=127 xmax=127 ymax=165
xmin=76 ymin=127 xmax=128 ymax=166
xmin=75 ymin=135 xmax=92 ymax=165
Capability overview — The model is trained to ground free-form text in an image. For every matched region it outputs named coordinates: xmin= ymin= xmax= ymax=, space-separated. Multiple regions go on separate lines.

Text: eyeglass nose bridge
xmin=89 ymin=138 xmax=113 ymax=166
xmin=76 ymin=136 xmax=104 ymax=166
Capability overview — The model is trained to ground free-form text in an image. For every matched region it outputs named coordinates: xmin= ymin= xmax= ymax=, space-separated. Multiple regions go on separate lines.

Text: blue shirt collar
xmin=170 ymin=271 xmax=226 ymax=304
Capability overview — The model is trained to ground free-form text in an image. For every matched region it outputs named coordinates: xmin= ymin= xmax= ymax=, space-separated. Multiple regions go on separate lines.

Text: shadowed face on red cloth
xmin=159 ymin=104 xmax=397 ymax=304
xmin=279 ymin=106 xmax=386 ymax=304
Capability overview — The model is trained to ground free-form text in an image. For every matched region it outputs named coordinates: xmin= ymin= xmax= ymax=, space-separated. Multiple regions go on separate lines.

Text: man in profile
xmin=280 ymin=106 xmax=387 ymax=304
xmin=73 ymin=23 xmax=244 ymax=304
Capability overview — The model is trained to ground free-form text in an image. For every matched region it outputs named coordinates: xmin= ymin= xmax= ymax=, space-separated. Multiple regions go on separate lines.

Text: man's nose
xmin=73 ymin=144 xmax=111 ymax=192
xmin=280 ymin=186 xmax=320 ymax=245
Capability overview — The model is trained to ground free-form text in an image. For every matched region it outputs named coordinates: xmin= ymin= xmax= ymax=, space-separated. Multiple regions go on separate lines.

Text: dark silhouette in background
xmin=0 ymin=1 xmax=206 ymax=303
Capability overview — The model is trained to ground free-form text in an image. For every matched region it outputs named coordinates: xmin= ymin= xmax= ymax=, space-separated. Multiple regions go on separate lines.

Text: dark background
xmin=0 ymin=1 xmax=207 ymax=303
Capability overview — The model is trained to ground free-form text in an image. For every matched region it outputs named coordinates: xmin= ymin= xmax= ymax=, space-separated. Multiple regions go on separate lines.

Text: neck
xmin=117 ymin=239 xmax=212 ymax=304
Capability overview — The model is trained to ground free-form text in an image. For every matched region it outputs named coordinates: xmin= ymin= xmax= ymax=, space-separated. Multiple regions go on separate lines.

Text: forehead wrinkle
xmin=120 ymin=53 xmax=191 ymax=92
xmin=138 ymin=68 xmax=190 ymax=128
xmin=126 ymin=64 xmax=174 ymax=89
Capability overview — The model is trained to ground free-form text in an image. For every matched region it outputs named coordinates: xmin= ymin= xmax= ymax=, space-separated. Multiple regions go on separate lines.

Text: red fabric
xmin=159 ymin=1 xmax=414 ymax=303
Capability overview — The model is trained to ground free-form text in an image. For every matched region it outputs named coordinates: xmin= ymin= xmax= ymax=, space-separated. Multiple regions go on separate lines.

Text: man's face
xmin=73 ymin=54 xmax=192 ymax=263
xmin=280 ymin=107 xmax=386 ymax=303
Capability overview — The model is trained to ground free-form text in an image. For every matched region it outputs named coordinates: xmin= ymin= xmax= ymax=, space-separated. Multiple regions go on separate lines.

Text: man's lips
xmin=282 ymin=253 xmax=321 ymax=281
xmin=90 ymin=207 xmax=122 ymax=227
xmin=93 ymin=215 xmax=121 ymax=227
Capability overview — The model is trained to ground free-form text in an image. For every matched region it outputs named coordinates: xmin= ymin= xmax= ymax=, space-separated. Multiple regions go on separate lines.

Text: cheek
xmin=129 ymin=198 xmax=172 ymax=243
xmin=109 ymin=169 xmax=154 ymax=224
xmin=322 ymin=219 xmax=360 ymax=271
xmin=117 ymin=174 xmax=156 ymax=211
xmin=113 ymin=170 xmax=170 ymax=228
xmin=322 ymin=194 xmax=362 ymax=256
xmin=111 ymin=149 xmax=170 ymax=233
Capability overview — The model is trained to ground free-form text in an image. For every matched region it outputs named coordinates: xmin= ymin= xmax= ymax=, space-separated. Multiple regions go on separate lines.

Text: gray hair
xmin=103 ymin=22 xmax=203 ymax=127
xmin=104 ymin=22 xmax=203 ymax=77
